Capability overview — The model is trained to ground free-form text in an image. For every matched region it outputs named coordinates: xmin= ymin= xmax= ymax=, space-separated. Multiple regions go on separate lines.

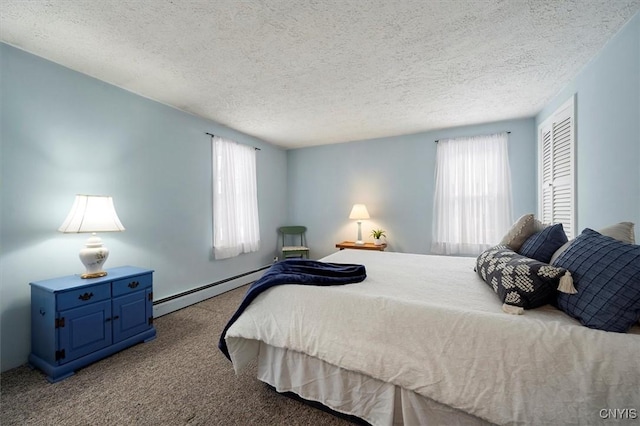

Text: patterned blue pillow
xmin=476 ymin=246 xmax=566 ymax=310
xmin=519 ymin=223 xmax=568 ymax=264
xmin=554 ymin=228 xmax=640 ymax=332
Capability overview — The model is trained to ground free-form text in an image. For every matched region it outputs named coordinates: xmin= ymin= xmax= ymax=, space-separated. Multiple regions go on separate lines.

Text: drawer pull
xmin=128 ymin=281 xmax=139 ymax=289
xmin=113 ymin=315 xmax=120 ymax=320
xmin=78 ymin=292 xmax=94 ymax=301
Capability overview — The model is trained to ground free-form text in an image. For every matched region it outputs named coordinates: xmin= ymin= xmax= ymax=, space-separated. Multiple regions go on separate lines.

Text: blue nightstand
xmin=29 ymin=266 xmax=156 ymax=383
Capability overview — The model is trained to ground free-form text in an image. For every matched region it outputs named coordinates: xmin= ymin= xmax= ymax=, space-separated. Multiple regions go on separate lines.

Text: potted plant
xmin=371 ymin=229 xmax=386 ymax=246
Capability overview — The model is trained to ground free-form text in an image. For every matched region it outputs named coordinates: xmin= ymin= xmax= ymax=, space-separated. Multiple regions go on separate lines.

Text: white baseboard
xmin=152 ymin=267 xmax=267 ymax=318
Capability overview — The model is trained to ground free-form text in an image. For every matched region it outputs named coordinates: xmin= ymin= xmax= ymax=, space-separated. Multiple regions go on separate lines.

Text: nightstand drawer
xmin=57 ymin=283 xmax=111 ymax=311
xmin=112 ymin=273 xmax=152 ymax=297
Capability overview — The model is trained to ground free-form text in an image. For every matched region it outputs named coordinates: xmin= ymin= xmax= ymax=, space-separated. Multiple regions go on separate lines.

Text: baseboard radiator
xmin=152 ymin=264 xmax=271 ymax=318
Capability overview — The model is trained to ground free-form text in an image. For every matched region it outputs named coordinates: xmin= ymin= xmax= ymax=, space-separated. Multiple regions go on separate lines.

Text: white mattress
xmin=225 ymin=250 xmax=640 ymax=425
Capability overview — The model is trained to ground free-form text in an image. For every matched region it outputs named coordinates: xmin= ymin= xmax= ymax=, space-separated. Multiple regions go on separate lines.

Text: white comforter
xmin=225 ymin=250 xmax=640 ymax=425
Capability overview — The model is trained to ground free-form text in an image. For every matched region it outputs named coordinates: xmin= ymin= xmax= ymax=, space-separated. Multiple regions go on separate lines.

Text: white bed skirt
xmin=256 ymin=341 xmax=491 ymax=426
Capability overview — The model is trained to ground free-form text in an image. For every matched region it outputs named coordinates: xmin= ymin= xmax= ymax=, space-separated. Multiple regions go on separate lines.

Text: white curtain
xmin=431 ymin=132 xmax=512 ymax=256
xmin=212 ymin=136 xmax=260 ymax=259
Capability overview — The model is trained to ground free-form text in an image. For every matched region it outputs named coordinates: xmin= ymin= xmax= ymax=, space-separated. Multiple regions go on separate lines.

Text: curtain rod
xmin=435 ymin=131 xmax=511 ymax=143
xmin=205 ymin=132 xmax=261 ymax=150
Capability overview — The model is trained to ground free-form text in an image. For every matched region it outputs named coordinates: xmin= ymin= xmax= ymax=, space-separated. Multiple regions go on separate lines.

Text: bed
xmin=222 ymin=249 xmax=640 ymax=425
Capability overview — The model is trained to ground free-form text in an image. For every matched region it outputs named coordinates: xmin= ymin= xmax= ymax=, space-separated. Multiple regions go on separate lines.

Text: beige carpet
xmin=1 ymin=285 xmax=354 ymax=425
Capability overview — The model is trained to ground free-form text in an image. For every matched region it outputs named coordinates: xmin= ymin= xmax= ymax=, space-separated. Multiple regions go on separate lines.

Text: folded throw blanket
xmin=218 ymin=259 xmax=367 ymax=359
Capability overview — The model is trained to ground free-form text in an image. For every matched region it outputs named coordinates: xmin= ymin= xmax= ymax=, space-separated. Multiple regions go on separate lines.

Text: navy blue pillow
xmin=476 ymin=245 xmax=566 ymax=310
xmin=519 ymin=223 xmax=568 ymax=264
xmin=554 ymin=228 xmax=640 ymax=332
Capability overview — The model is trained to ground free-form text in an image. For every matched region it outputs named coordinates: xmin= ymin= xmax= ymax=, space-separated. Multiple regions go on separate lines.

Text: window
xmin=538 ymin=95 xmax=576 ymax=239
xmin=212 ymin=136 xmax=260 ymax=259
xmin=431 ymin=132 xmax=513 ymax=255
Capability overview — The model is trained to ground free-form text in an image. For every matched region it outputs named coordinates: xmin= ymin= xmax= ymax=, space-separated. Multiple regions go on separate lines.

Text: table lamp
xmin=58 ymin=195 xmax=125 ymax=278
xmin=349 ymin=204 xmax=370 ymax=245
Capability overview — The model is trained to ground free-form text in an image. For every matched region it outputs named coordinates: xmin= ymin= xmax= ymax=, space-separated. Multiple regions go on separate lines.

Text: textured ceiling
xmin=1 ymin=1 xmax=639 ymax=149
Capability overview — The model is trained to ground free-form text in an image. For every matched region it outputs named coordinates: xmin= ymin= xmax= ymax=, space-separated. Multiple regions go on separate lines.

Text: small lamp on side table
xmin=349 ymin=204 xmax=370 ymax=245
xmin=58 ymin=194 xmax=126 ymax=278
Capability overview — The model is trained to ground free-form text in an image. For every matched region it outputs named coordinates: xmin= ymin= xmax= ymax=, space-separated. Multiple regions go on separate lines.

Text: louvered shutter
xmin=538 ymin=95 xmax=576 ymax=239
xmin=540 ymin=126 xmax=553 ymax=224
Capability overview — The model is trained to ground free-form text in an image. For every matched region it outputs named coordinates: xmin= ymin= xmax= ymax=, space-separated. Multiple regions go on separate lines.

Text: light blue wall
xmin=0 ymin=44 xmax=288 ymax=372
xmin=287 ymin=118 xmax=536 ymax=259
xmin=536 ymin=12 xmax=640 ymax=239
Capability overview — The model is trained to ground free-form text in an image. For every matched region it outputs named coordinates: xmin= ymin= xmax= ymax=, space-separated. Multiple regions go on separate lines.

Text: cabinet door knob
xmin=113 ymin=315 xmax=120 ymax=320
xmin=78 ymin=292 xmax=94 ymax=301
xmin=128 ymin=281 xmax=139 ymax=289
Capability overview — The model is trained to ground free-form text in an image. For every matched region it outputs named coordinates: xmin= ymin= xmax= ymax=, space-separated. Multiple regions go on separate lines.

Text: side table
xmin=335 ymin=241 xmax=387 ymax=251
xmin=29 ymin=266 xmax=156 ymax=382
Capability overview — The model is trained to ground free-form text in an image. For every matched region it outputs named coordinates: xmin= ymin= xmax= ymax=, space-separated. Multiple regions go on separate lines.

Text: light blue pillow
xmin=554 ymin=229 xmax=640 ymax=332
xmin=519 ymin=223 xmax=568 ymax=264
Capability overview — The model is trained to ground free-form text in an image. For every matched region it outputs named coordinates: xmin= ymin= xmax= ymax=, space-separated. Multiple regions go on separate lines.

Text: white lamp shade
xmin=58 ymin=195 xmax=125 ymax=233
xmin=349 ymin=204 xmax=370 ymax=220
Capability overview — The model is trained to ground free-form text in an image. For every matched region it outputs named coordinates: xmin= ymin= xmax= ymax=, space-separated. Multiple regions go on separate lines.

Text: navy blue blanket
xmin=218 ymin=259 xmax=367 ymax=360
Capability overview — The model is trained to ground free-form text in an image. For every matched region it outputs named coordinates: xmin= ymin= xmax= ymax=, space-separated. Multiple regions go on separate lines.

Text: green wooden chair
xmin=278 ymin=226 xmax=309 ymax=260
